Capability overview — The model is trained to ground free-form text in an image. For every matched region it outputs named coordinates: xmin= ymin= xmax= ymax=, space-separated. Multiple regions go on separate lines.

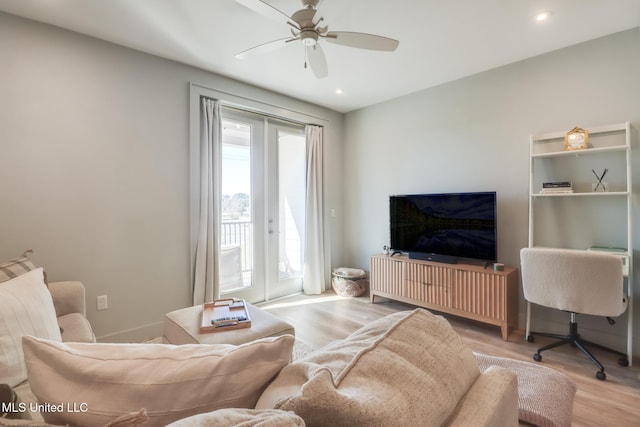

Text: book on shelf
xmin=587 ymin=246 xmax=627 ymax=254
xmin=540 ymin=188 xmax=574 ymax=194
xmin=542 ymin=181 xmax=572 ymax=188
xmin=540 ymin=181 xmax=572 ymax=194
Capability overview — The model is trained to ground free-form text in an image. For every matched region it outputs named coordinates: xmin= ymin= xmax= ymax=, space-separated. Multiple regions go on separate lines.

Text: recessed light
xmin=535 ymin=10 xmax=552 ymax=22
xmin=335 ymin=88 xmax=343 ymax=95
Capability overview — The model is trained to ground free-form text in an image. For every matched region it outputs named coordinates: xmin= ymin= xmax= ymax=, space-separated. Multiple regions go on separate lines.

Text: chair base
xmin=528 ymin=315 xmax=629 ymax=381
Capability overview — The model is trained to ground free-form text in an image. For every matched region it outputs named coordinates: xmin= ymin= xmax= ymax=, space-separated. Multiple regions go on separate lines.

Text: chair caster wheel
xmin=533 ymin=353 xmax=542 ymax=362
xmin=596 ymin=371 xmax=606 ymax=381
xmin=618 ymin=357 xmax=629 ymax=367
xmin=527 ymin=335 xmax=535 ymax=343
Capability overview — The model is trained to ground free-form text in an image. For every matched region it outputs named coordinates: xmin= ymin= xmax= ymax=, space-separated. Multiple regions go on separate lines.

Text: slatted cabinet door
xmin=405 ymin=262 xmax=451 ymax=307
xmin=451 ymin=270 xmax=518 ymax=340
xmin=452 ymin=270 xmax=506 ymax=320
xmin=370 ymin=255 xmax=404 ymax=300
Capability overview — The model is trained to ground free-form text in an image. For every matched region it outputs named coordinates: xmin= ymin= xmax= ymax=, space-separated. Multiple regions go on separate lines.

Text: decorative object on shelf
xmin=591 ymin=168 xmax=609 ymax=192
xmin=564 ymin=126 xmax=589 ymax=151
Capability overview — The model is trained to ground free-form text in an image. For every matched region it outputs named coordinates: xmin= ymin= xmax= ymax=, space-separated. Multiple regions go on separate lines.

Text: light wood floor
xmin=260 ymin=291 xmax=640 ymax=427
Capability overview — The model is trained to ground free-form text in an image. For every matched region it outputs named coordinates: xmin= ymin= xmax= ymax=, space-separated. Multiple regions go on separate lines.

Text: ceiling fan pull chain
xmin=304 ymin=46 xmax=308 ymax=69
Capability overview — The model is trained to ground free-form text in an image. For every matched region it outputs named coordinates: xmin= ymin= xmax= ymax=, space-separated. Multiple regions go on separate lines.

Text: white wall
xmin=0 ymin=12 xmax=344 ymax=341
xmin=343 ymin=28 xmax=640 ymax=355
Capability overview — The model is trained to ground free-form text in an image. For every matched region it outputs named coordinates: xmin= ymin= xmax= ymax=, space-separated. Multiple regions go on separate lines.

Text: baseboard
xmin=96 ymin=321 xmax=163 ymax=343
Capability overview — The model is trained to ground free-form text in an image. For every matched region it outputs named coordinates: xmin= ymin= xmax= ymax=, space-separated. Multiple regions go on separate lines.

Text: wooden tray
xmin=200 ymin=298 xmax=251 ymax=333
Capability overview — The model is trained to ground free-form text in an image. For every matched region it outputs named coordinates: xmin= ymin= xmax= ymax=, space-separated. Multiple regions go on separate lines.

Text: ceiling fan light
xmin=301 ymin=30 xmax=318 ymax=46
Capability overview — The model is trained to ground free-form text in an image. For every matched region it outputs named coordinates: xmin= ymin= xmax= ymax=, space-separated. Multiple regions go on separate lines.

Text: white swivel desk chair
xmin=520 ymin=247 xmax=629 ymax=380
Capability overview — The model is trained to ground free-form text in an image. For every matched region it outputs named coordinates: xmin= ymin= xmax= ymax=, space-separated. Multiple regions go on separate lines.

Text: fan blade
xmin=325 ymin=31 xmax=399 ymax=51
xmin=235 ymin=37 xmax=295 ymax=59
xmin=234 ymin=0 xmax=299 ymax=29
xmin=307 ymin=44 xmax=328 ymax=79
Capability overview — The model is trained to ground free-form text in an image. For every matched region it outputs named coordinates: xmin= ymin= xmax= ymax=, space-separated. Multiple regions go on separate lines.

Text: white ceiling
xmin=1 ymin=0 xmax=639 ymax=113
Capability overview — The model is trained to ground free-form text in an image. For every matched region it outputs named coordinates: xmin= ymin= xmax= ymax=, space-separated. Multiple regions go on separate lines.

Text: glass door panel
xmin=220 ymin=111 xmax=265 ymax=303
xmin=267 ymin=123 xmax=305 ymax=299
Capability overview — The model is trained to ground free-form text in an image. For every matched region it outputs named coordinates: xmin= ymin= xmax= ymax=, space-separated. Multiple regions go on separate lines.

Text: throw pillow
xmin=0 ymin=268 xmax=61 ymax=387
xmin=22 ymin=334 xmax=295 ymax=427
xmin=0 ymin=251 xmax=36 ymax=283
xmin=256 ymin=309 xmax=481 ymax=426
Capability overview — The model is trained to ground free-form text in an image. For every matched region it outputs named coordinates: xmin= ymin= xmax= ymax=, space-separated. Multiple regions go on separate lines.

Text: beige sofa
xmin=6 ymin=308 xmax=520 ymax=427
xmin=1 ymin=253 xmax=572 ymax=426
xmin=253 ymin=309 xmax=519 ymax=427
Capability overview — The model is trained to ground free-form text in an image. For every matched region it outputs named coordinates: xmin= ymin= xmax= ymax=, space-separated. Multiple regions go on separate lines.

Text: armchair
xmin=49 ymin=280 xmax=96 ymax=343
xmin=0 ymin=251 xmax=95 ymax=344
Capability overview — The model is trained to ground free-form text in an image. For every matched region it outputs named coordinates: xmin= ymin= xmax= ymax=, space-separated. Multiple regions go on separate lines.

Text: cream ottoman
xmin=163 ymin=302 xmax=295 ymax=345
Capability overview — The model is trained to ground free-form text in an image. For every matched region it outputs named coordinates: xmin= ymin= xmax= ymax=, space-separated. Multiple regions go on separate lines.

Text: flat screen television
xmin=390 ymin=192 xmax=497 ymax=263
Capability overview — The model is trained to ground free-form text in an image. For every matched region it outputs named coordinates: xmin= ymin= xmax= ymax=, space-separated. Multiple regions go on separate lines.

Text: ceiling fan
xmin=234 ymin=0 xmax=399 ymax=78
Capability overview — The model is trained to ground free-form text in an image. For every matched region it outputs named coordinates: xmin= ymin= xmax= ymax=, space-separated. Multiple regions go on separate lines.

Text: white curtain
xmin=193 ymin=97 xmax=222 ymax=305
xmin=303 ymin=125 xmax=325 ymax=295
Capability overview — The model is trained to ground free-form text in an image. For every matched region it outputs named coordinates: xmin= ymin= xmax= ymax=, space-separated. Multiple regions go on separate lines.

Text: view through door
xmin=219 ymin=109 xmax=305 ymax=303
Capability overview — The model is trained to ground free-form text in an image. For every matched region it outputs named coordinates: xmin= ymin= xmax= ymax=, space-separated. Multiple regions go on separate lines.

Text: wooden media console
xmin=370 ymin=254 xmax=518 ymax=340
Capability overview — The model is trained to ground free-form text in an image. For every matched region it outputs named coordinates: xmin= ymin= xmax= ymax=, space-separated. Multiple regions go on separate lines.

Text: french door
xmin=219 ymin=108 xmax=305 ymax=302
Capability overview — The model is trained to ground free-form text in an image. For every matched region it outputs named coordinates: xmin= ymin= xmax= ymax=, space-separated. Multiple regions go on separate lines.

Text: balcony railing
xmin=221 ymin=220 xmax=252 ymax=273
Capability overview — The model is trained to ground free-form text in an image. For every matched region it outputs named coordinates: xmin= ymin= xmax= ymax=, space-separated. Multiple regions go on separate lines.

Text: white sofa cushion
xmin=256 ymin=309 xmax=481 ymax=426
xmin=0 ymin=268 xmax=61 ymax=387
xmin=23 ymin=334 xmax=294 ymax=427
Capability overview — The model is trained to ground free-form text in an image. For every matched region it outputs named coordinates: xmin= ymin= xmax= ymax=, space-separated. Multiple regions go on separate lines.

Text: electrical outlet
xmin=97 ymin=295 xmax=108 ymax=310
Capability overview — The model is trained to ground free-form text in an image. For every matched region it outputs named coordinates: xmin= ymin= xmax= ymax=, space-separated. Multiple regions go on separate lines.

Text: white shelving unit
xmin=528 ymin=122 xmax=633 ymax=365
